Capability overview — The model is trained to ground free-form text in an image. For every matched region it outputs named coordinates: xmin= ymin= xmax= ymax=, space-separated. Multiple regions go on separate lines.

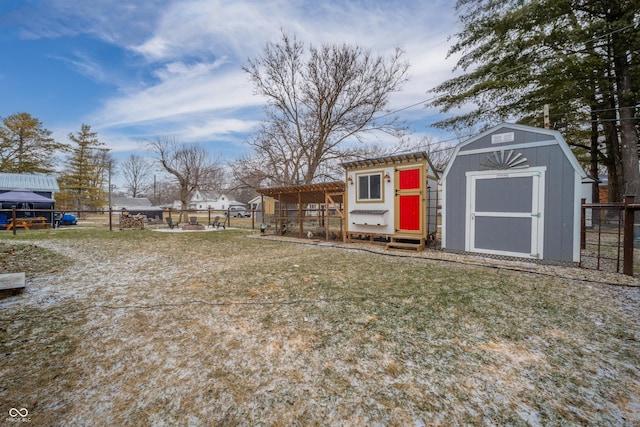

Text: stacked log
xmin=119 ymin=216 xmax=145 ymax=229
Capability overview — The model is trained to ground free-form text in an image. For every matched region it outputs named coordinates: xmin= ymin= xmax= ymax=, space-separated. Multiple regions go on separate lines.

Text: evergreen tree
xmin=57 ymin=124 xmax=109 ymax=212
xmin=0 ymin=112 xmax=68 ymax=173
xmin=430 ymin=0 xmax=639 ymax=200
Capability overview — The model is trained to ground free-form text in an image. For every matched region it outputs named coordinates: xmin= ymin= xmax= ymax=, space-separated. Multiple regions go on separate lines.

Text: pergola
xmin=256 ymin=182 xmax=345 ymax=240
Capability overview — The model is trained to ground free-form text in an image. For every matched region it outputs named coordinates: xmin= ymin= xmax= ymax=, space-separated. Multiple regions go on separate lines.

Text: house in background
xmin=172 ymin=190 xmax=245 ymax=211
xmin=441 ymin=123 xmax=589 ymax=263
xmin=248 ymin=194 xmax=274 ymax=223
xmin=0 ymin=172 xmax=59 ymax=222
xmin=341 ymin=152 xmax=439 ymax=251
xmin=248 ymin=195 xmax=263 ymax=213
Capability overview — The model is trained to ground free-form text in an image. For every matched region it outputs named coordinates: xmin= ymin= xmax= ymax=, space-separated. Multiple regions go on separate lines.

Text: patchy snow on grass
xmin=0 ymin=230 xmax=639 ymax=425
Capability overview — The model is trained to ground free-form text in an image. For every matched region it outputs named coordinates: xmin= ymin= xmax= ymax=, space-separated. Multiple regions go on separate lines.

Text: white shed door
xmin=466 ymin=167 xmax=545 ymax=259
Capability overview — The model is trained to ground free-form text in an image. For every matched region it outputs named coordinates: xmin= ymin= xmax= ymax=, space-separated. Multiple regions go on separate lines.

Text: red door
xmin=396 ymin=167 xmax=423 ymax=234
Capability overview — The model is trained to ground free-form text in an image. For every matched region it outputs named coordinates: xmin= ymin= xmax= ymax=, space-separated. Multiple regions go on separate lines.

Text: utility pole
xmin=543 ymin=104 xmax=550 ymax=129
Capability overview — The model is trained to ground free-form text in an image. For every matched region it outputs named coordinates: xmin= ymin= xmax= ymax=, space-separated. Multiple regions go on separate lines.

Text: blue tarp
xmin=59 ymin=214 xmax=77 ymax=225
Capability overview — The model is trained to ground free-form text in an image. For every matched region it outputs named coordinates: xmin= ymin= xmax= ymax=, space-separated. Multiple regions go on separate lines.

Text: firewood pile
xmin=119 ymin=216 xmax=145 ymax=229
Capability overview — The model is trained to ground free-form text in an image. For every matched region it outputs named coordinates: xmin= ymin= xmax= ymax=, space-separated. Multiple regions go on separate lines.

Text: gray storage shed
xmin=441 ymin=123 xmax=587 ymax=263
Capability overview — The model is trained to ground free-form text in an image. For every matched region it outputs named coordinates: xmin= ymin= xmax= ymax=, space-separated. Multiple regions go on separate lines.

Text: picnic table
xmin=5 ymin=217 xmax=51 ymax=231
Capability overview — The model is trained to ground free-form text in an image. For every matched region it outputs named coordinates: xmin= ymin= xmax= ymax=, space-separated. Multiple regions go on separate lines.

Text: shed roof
xmin=341 ymin=151 xmax=431 ymax=169
xmin=256 ymin=182 xmax=344 ymax=204
xmin=112 ymin=197 xmax=152 ymax=207
xmin=441 ymin=123 xmax=587 ymax=182
xmin=0 ymin=172 xmax=59 ymax=192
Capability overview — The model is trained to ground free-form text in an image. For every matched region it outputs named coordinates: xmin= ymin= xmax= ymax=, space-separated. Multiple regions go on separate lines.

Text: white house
xmin=172 ymin=190 xmax=245 ymax=211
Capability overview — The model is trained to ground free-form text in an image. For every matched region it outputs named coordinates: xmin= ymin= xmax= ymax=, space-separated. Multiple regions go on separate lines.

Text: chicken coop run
xmin=256 ymin=182 xmax=345 ymax=240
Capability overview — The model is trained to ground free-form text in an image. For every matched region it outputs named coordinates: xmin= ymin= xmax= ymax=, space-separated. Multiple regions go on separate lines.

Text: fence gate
xmin=581 ymin=196 xmax=639 ymax=276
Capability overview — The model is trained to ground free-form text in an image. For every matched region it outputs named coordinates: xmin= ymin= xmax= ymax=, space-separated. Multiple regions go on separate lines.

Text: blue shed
xmin=441 ymin=123 xmax=588 ymax=263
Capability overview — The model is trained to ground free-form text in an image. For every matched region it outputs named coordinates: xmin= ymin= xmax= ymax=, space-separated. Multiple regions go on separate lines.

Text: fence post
xmin=12 ymin=206 xmax=16 ymax=236
xmin=623 ymin=195 xmax=635 ymax=276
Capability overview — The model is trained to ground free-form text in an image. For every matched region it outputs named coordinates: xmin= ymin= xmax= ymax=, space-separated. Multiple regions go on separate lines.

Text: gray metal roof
xmin=112 ymin=197 xmax=152 ymax=207
xmin=0 ymin=172 xmax=59 ymax=192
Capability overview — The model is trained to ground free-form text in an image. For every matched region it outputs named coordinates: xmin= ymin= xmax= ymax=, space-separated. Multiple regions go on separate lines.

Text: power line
xmin=374 ymin=18 xmax=638 ymax=132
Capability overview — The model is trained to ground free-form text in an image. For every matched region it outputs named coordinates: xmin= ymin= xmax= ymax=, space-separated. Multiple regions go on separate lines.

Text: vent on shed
xmin=491 ymin=132 xmax=515 ymax=144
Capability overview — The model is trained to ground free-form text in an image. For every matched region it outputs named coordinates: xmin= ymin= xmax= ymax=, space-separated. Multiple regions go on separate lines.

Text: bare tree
xmin=244 ymin=32 xmax=409 ymax=185
xmin=147 ymin=136 xmax=220 ymax=222
xmin=121 ymin=154 xmax=152 ymax=197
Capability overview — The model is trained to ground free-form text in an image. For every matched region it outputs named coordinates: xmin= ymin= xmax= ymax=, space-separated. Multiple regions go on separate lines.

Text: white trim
xmin=473 ymin=211 xmax=533 ymax=218
xmin=441 ymin=179 xmax=447 ymax=248
xmin=464 ymin=168 xmax=545 ymax=178
xmin=355 ymin=171 xmax=384 ymax=202
xmin=572 ymin=170 xmax=582 ymax=262
xmin=465 ymin=167 xmax=546 ymax=259
xmin=457 ymin=140 xmax=557 ymax=156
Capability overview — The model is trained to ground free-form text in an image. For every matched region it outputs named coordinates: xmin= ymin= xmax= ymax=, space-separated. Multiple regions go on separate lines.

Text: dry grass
xmin=0 ymin=228 xmax=639 ymax=426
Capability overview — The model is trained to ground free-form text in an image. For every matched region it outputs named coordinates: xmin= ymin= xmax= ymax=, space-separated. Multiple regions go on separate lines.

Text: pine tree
xmin=0 ymin=112 xmax=68 ymax=173
xmin=430 ymin=0 xmax=639 ymax=200
xmin=57 ymin=124 xmax=109 ymax=212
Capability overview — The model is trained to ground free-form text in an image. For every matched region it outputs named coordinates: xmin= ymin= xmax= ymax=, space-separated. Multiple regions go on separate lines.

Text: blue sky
xmin=0 ymin=0 xmax=462 ymax=170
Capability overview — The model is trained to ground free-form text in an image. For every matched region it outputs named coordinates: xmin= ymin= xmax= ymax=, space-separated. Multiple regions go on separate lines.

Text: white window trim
xmin=356 ymin=171 xmax=383 ymax=202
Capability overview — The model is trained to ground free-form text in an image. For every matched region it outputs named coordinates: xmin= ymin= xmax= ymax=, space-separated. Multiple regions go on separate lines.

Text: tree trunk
xmin=612 ymin=32 xmax=640 ymax=198
xmin=603 ymin=120 xmax=623 ymax=203
xmin=589 ymin=109 xmax=600 ymax=203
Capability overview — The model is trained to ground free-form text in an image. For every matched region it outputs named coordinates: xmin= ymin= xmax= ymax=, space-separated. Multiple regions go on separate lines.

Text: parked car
xmin=225 ymin=206 xmax=251 ymax=218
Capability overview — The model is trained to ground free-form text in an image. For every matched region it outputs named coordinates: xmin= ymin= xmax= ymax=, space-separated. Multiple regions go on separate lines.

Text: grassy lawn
xmin=0 ymin=227 xmax=639 ymax=425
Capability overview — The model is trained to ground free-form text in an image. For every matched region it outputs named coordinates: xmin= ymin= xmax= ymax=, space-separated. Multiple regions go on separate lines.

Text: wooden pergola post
xmin=298 ymin=191 xmax=303 ymax=238
xmin=324 ymin=191 xmax=330 ymax=241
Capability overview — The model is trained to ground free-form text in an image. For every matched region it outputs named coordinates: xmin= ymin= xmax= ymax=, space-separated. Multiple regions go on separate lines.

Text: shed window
xmin=357 ymin=173 xmax=382 ymax=201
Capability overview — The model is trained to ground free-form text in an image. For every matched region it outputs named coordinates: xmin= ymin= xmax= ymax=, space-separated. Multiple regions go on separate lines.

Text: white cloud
xmin=92 ymin=64 xmax=258 ymax=128
xmin=28 ymin=0 xmax=462 ymax=159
